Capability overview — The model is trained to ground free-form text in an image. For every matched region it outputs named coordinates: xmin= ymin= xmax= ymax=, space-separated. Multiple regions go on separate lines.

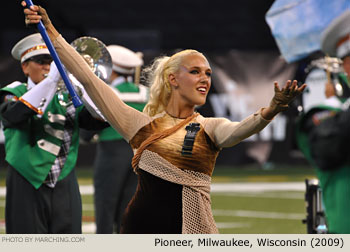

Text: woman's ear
xmin=168 ymin=73 xmax=178 ymax=88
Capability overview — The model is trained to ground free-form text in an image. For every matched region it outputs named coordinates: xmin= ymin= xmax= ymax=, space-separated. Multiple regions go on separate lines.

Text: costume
xmin=52 ymin=34 xmax=272 ymax=233
xmin=296 ymin=96 xmax=350 ymax=233
xmin=296 ymin=10 xmax=350 ymax=234
xmin=93 ymin=76 xmax=148 ymax=233
xmin=0 ymin=33 xmax=108 ymax=234
xmin=0 ymin=79 xmax=109 ymax=234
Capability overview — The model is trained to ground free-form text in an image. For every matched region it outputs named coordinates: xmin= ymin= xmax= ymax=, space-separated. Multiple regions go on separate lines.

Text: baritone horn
xmin=57 ymin=36 xmax=112 ymax=105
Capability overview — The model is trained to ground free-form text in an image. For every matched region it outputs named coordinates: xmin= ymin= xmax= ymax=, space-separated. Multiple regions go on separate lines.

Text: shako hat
xmin=107 ymin=45 xmax=143 ymax=75
xmin=11 ymin=33 xmax=50 ymax=63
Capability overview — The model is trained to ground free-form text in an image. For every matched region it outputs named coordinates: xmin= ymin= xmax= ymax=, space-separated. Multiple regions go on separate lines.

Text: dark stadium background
xmin=1 ymin=0 xmax=310 ymax=168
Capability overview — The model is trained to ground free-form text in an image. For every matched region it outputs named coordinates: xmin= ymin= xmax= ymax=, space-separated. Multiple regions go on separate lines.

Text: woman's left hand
xmin=270 ymin=80 xmax=307 ymax=113
xmin=261 ymin=80 xmax=306 ymax=120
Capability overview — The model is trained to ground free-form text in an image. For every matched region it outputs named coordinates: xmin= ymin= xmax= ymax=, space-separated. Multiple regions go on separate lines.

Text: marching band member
xmin=296 ymin=10 xmax=350 ymax=234
xmin=0 ymin=33 xmax=108 ymax=233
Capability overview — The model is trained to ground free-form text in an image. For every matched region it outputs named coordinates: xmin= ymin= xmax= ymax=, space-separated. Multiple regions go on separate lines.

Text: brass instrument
xmin=306 ymin=56 xmax=343 ymax=75
xmin=57 ymin=36 xmax=112 ymax=106
xmin=302 ymin=56 xmax=350 ymax=112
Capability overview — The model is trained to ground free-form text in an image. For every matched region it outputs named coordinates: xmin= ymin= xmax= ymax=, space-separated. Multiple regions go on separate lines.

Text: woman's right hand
xmin=21 ymin=1 xmax=51 ymax=28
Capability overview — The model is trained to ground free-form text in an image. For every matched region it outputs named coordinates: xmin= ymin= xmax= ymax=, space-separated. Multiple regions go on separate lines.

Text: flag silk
xmin=265 ymin=0 xmax=350 ymax=63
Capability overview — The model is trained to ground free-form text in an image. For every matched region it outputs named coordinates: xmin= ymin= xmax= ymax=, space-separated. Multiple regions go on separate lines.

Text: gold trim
xmin=18 ymin=97 xmax=43 ymax=115
xmin=337 ymin=35 xmax=350 ymax=47
xmin=20 ymin=45 xmax=48 ymax=59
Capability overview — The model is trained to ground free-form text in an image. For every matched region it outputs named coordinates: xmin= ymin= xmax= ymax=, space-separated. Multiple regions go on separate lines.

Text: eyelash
xmin=190 ymin=70 xmax=212 ymax=77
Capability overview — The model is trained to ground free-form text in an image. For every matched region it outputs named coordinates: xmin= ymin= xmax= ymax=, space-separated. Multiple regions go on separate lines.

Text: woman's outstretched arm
xmin=22 ymin=2 xmax=151 ymax=141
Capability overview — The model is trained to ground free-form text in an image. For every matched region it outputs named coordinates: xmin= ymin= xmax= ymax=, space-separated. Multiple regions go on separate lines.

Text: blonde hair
xmin=142 ymin=49 xmax=205 ymax=116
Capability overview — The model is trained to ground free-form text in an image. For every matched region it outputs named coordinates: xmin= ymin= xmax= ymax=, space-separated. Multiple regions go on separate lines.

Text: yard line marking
xmin=80 ymin=185 xmax=94 ymax=195
xmin=212 ymin=191 xmax=304 ymax=199
xmin=211 ymin=182 xmax=305 ymax=192
xmin=213 ymin=209 xmax=305 ymax=220
xmin=82 ymin=222 xmax=96 ymax=234
xmin=0 ymin=182 xmax=306 ymax=197
xmin=216 ymin=222 xmax=251 ymax=229
xmin=81 ymin=222 xmax=251 ymax=233
xmin=0 ymin=188 xmax=5 ymax=197
xmin=82 ymin=203 xmax=94 ymax=211
xmin=0 ymin=221 xmax=4 ymax=233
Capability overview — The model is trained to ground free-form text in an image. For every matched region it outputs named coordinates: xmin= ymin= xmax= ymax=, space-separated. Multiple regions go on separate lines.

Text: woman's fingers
xmin=297 ymin=83 xmax=307 ymax=94
xmin=23 ymin=3 xmax=42 ymax=25
xmin=274 ymin=81 xmax=280 ymax=92
xmin=288 ymin=80 xmax=298 ymax=95
xmin=282 ymin=80 xmax=292 ymax=93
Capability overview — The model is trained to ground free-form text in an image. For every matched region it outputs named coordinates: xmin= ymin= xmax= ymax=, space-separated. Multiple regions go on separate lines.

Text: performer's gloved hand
xmin=19 ymin=61 xmax=60 ymax=117
xmin=69 ymin=79 xmax=106 ymax=121
xmin=79 ymin=84 xmax=107 ymax=121
xmin=46 ymin=61 xmax=61 ymax=83
xmin=22 ymin=1 xmax=51 ymax=28
xmin=269 ymin=80 xmax=306 ymax=113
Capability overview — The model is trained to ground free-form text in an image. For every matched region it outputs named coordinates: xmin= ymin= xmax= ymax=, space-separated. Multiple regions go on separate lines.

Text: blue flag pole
xmin=24 ymin=0 xmax=83 ymax=107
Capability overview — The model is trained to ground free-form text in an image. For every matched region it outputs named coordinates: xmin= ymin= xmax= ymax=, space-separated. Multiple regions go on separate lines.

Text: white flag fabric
xmin=265 ymin=0 xmax=350 ymax=63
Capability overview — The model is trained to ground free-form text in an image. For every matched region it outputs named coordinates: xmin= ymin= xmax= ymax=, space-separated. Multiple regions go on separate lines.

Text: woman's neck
xmin=166 ymin=100 xmax=195 ymax=119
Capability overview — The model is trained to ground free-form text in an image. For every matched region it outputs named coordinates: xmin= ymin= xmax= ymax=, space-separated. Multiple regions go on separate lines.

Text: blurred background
xmin=1 ymin=0 xmax=310 ymax=168
xmin=0 ymin=0 xmax=319 ymax=233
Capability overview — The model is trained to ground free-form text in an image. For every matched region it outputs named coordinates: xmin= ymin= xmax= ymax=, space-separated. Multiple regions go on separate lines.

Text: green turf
xmin=212 ymin=192 xmax=306 ymax=233
xmin=211 ymin=163 xmax=316 ymax=183
xmin=0 ymin=163 xmax=314 ymax=234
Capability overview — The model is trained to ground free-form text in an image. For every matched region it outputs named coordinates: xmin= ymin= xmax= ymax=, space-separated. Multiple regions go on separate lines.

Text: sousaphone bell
xmin=57 ymin=36 xmax=112 ymax=106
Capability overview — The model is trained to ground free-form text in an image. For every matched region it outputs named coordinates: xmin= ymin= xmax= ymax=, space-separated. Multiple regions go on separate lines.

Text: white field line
xmin=215 ymin=222 xmax=251 ymax=229
xmin=82 ymin=221 xmax=252 ymax=234
xmin=211 ymin=182 xmax=305 ymax=193
xmin=0 ymin=221 xmax=253 ymax=233
xmin=213 ymin=191 xmax=304 ymax=199
xmin=0 ymin=182 xmax=306 ymax=197
xmin=82 ymin=222 xmax=96 ymax=234
xmin=213 ymin=209 xmax=305 ymax=220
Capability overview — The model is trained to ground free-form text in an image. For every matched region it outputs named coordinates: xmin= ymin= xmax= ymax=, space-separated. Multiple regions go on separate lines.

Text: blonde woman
xmin=23 ymin=3 xmax=306 ymax=234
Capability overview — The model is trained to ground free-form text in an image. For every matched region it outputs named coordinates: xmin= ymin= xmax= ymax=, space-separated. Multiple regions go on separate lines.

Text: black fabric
xmin=0 ymin=92 xmax=108 ymax=131
xmin=78 ymin=107 xmax=109 ymax=130
xmin=93 ymin=140 xmax=137 ymax=233
xmin=120 ymin=169 xmax=183 ymax=234
xmin=306 ymin=108 xmax=350 ymax=171
xmin=5 ymin=165 xmax=82 ymax=234
xmin=0 ymin=92 xmax=35 ymax=129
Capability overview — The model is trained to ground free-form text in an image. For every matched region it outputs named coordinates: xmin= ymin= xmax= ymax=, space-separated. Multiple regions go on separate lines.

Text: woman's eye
xmin=190 ymin=70 xmax=199 ymax=74
xmin=206 ymin=72 xmax=212 ymax=77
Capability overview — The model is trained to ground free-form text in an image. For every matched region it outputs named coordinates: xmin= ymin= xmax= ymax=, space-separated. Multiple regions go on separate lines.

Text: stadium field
xmin=0 ymin=164 xmax=316 ymax=234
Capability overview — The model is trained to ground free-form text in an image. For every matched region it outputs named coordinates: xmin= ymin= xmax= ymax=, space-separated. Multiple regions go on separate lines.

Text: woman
xmin=22 ymin=3 xmax=306 ymax=234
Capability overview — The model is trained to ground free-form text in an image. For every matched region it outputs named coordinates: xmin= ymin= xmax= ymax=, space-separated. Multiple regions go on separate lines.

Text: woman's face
xmin=170 ymin=54 xmax=212 ymax=107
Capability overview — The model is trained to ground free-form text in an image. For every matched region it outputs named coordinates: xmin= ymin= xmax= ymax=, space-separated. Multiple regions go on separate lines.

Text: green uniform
xmin=98 ymin=80 xmax=147 ymax=141
xmin=296 ymin=101 xmax=350 ymax=234
xmin=1 ymin=82 xmax=82 ymax=189
xmin=93 ymin=78 xmax=148 ymax=233
xmin=0 ymin=80 xmax=108 ymax=234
